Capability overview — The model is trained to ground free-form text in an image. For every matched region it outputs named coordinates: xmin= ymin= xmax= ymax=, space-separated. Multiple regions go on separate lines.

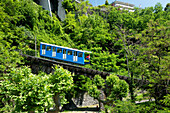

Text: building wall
xmin=39 ymin=0 xmax=50 ymax=11
xmin=35 ymin=0 xmax=81 ymax=21
xmin=111 ymin=1 xmax=135 ymax=12
xmin=58 ymin=0 xmax=66 ymax=21
xmin=36 ymin=0 xmax=65 ymax=21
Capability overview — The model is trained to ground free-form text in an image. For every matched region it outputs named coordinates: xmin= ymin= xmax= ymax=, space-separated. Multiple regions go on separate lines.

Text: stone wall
xmin=73 ymin=92 xmax=99 ymax=107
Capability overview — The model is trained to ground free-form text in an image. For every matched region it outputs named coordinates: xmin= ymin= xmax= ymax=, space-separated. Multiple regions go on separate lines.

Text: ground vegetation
xmin=0 ymin=0 xmax=169 ymax=112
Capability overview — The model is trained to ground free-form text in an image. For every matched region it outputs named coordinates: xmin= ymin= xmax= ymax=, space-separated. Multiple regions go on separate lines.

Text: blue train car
xmin=40 ymin=42 xmax=91 ymax=65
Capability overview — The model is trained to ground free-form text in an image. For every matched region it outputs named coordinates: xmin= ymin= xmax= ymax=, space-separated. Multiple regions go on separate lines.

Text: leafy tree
xmin=63 ymin=12 xmax=77 ymax=34
xmin=62 ymin=0 xmax=76 ymax=12
xmin=75 ymin=0 xmax=90 ymax=15
xmin=0 ymin=66 xmax=74 ymax=112
xmin=105 ymin=101 xmax=140 ymax=113
xmin=0 ymin=44 xmax=23 ymax=77
xmin=48 ymin=66 xmax=74 ymax=112
xmin=91 ymin=50 xmax=119 ymax=72
xmin=105 ymin=0 xmax=109 ymax=5
xmin=161 ymin=94 xmax=170 ymax=107
xmin=154 ymin=3 xmax=163 ymax=13
xmin=164 ymin=3 xmax=170 ymax=11
xmin=87 ymin=74 xmax=129 ymax=111
xmin=0 ymin=67 xmax=54 ymax=112
xmin=136 ymin=19 xmax=170 ymax=104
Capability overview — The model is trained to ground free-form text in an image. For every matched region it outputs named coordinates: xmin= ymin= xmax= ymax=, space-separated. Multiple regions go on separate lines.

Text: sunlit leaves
xmin=0 ymin=66 xmax=74 ymax=112
xmin=49 ymin=66 xmax=74 ymax=93
xmin=106 ymin=74 xmax=129 ymax=100
xmin=0 ymin=67 xmax=54 ymax=112
xmin=0 ymin=44 xmax=23 ymax=77
xmin=62 ymin=0 xmax=76 ymax=12
xmin=92 ymin=50 xmax=119 ymax=72
xmin=87 ymin=74 xmax=129 ymax=103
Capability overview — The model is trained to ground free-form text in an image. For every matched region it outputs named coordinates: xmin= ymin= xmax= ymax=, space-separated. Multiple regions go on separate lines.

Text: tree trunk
xmin=29 ymin=111 xmax=35 ymax=113
xmin=48 ymin=93 xmax=60 ymax=113
xmin=62 ymin=93 xmax=77 ymax=110
xmin=99 ymin=90 xmax=106 ymax=111
xmin=130 ymin=72 xmax=135 ymax=102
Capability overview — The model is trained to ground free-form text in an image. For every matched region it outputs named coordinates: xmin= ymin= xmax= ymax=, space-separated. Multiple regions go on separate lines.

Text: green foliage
xmin=0 ymin=66 xmax=54 ymax=112
xmin=154 ymin=3 xmax=163 ymax=13
xmin=91 ymin=50 xmax=119 ymax=72
xmin=49 ymin=66 xmax=74 ymax=94
xmin=0 ymin=44 xmax=23 ymax=77
xmin=164 ymin=3 xmax=170 ymax=11
xmin=48 ymin=66 xmax=74 ymax=105
xmin=0 ymin=0 xmax=73 ymax=52
xmin=0 ymin=0 xmax=170 ymax=111
xmin=161 ymin=94 xmax=170 ymax=107
xmin=93 ymin=75 xmax=105 ymax=89
xmin=63 ymin=12 xmax=77 ymax=34
xmin=0 ymin=66 xmax=74 ymax=112
xmin=87 ymin=74 xmax=129 ymax=106
xmin=62 ymin=0 xmax=76 ymax=12
xmin=105 ymin=101 xmax=139 ymax=113
xmin=74 ymin=14 xmax=111 ymax=49
xmin=106 ymin=74 xmax=129 ymax=100
xmin=73 ymin=74 xmax=91 ymax=92
xmin=88 ymin=85 xmax=101 ymax=99
xmin=105 ymin=0 xmax=109 ymax=5
xmin=136 ymin=19 xmax=170 ymax=102
xmin=75 ymin=1 xmax=90 ymax=15
xmin=105 ymin=101 xmax=170 ymax=113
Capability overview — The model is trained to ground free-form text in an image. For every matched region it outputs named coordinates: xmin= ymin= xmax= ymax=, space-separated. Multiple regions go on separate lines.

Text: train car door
xmin=46 ymin=46 xmax=52 ymax=56
xmin=78 ymin=52 xmax=84 ymax=64
xmin=52 ymin=47 xmax=56 ymax=57
xmin=73 ymin=51 xmax=77 ymax=61
xmin=42 ymin=45 xmax=46 ymax=55
xmin=63 ymin=49 xmax=66 ymax=59
xmin=56 ymin=48 xmax=62 ymax=59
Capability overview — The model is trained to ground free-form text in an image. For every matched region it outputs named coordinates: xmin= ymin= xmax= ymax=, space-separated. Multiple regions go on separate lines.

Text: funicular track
xmin=22 ymin=54 xmax=149 ymax=87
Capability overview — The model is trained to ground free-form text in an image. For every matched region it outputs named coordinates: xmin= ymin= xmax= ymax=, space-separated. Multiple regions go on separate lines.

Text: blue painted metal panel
xmin=66 ymin=50 xmax=73 ymax=62
xmin=46 ymin=46 xmax=52 ymax=57
xmin=77 ymin=52 xmax=84 ymax=64
xmin=40 ymin=44 xmax=42 ymax=55
xmin=56 ymin=47 xmax=63 ymax=59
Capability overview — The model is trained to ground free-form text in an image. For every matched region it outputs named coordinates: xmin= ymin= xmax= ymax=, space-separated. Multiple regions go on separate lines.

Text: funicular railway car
xmin=40 ymin=42 xmax=91 ymax=65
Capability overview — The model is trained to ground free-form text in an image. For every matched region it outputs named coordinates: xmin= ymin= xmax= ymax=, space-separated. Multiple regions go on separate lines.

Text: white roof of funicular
xmin=41 ymin=42 xmax=92 ymax=53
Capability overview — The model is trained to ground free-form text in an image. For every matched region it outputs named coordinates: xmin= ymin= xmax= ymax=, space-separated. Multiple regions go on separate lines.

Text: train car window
xmin=74 ymin=51 xmax=77 ymax=56
xmin=63 ymin=49 xmax=66 ymax=54
xmin=53 ymin=47 xmax=56 ymax=52
xmin=42 ymin=45 xmax=45 ymax=49
xmin=78 ymin=53 xmax=83 ymax=57
xmin=57 ymin=48 xmax=62 ymax=53
xmin=47 ymin=46 xmax=51 ymax=51
xmin=68 ymin=51 xmax=72 ymax=55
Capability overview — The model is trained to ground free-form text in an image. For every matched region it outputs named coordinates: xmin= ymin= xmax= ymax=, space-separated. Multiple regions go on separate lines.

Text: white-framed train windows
xmin=52 ymin=47 xmax=56 ymax=57
xmin=63 ymin=49 xmax=66 ymax=59
xmin=73 ymin=51 xmax=78 ymax=61
xmin=57 ymin=48 xmax=62 ymax=53
xmin=68 ymin=50 xmax=72 ymax=55
xmin=53 ymin=47 xmax=56 ymax=52
xmin=78 ymin=53 xmax=83 ymax=57
xmin=42 ymin=45 xmax=46 ymax=55
xmin=47 ymin=46 xmax=51 ymax=51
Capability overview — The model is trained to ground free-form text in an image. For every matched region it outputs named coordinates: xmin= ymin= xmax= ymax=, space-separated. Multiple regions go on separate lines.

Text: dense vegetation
xmin=0 ymin=0 xmax=169 ymax=112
